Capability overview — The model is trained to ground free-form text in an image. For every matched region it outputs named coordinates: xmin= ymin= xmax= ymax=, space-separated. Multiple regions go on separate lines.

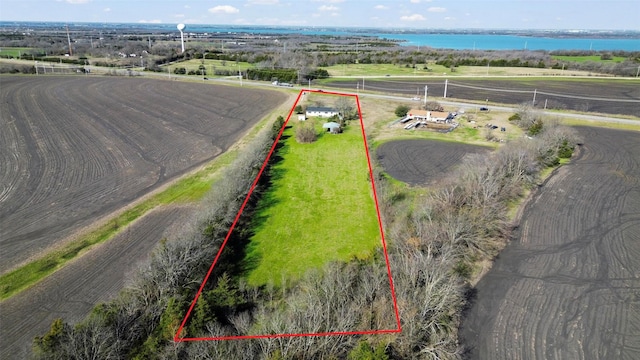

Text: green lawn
xmin=552 ymin=55 xmax=627 ymax=63
xmin=324 ymin=62 xmax=449 ymax=77
xmin=0 ymin=47 xmax=35 ymax=58
xmin=244 ymin=121 xmax=381 ymax=286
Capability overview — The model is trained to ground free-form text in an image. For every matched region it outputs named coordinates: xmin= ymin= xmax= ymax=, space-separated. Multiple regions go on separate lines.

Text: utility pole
xmin=443 ymin=79 xmax=448 ymax=98
xmin=66 ymin=25 xmax=73 ymax=56
xmin=636 ymin=65 xmax=640 ymax=78
xmin=533 ymin=89 xmax=537 ymax=106
xmin=424 ymin=85 xmax=428 ymax=106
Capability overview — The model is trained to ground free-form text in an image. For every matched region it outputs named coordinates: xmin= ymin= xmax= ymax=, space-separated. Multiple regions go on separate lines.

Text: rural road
xmin=461 ymin=127 xmax=640 ymax=359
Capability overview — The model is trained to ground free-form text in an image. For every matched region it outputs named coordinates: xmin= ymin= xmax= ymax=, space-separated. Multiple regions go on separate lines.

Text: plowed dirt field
xmin=329 ymin=79 xmax=640 ymax=117
xmin=0 ymin=76 xmax=286 ymax=273
xmin=376 ymin=139 xmax=491 ymax=185
xmin=460 ymin=127 xmax=640 ymax=359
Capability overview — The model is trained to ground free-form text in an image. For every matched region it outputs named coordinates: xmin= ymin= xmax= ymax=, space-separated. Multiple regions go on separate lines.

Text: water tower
xmin=177 ymin=23 xmax=186 ymax=53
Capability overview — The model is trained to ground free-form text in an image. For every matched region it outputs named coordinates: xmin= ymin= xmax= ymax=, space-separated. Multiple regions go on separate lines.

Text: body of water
xmin=379 ymin=33 xmax=640 ymax=51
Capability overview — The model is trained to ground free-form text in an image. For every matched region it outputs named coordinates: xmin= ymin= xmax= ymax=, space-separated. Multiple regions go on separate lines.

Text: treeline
xmin=246 ymin=68 xmax=329 ymax=83
xmin=33 ymin=106 xmax=580 ymax=359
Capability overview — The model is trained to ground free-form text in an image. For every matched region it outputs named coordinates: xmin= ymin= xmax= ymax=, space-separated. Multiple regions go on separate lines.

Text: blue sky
xmin=1 ymin=0 xmax=639 ymax=30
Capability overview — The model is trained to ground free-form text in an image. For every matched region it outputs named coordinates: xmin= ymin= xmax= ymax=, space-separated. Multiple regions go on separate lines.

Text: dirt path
xmin=460 ymin=127 xmax=640 ymax=359
xmin=0 ymin=206 xmax=196 ymax=359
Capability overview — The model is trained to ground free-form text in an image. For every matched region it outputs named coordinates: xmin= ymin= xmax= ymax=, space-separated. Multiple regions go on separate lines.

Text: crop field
xmin=376 ymin=139 xmax=491 ymax=186
xmin=327 ymin=78 xmax=640 ymax=117
xmin=244 ymin=121 xmax=381 ymax=286
xmin=0 ymin=76 xmax=287 ymax=275
xmin=0 ymin=206 xmax=195 ymax=359
xmin=461 ymin=127 xmax=640 ymax=359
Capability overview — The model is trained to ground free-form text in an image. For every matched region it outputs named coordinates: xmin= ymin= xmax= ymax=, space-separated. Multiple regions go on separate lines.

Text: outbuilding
xmin=322 ymin=121 xmax=342 ymax=134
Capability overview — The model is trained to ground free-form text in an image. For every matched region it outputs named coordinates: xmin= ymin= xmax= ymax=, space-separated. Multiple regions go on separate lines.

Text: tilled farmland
xmin=0 ymin=76 xmax=287 ymax=274
xmin=460 ymin=127 xmax=640 ymax=359
xmin=329 ymin=78 xmax=640 ymax=117
xmin=376 ymin=139 xmax=491 ymax=185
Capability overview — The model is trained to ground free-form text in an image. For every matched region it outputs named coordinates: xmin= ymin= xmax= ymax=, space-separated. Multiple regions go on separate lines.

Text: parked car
xmin=479 ymin=107 xmax=489 ymax=111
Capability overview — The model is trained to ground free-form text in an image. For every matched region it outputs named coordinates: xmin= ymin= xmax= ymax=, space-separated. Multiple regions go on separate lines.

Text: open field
xmin=551 ymin=55 xmax=628 ymax=63
xmin=0 ymin=206 xmax=195 ymax=359
xmin=460 ymin=126 xmax=640 ymax=359
xmin=0 ymin=47 xmax=36 ymax=57
xmin=325 ymin=63 xmax=594 ymax=77
xmin=244 ymin=120 xmax=381 ymax=286
xmin=326 ymin=78 xmax=640 ymax=117
xmin=0 ymin=76 xmax=287 ymax=276
xmin=376 ymin=140 xmax=491 ymax=186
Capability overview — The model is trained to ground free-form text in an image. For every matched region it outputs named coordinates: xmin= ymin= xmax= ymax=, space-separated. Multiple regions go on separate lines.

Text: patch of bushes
xmin=295 ymin=122 xmax=318 ymax=143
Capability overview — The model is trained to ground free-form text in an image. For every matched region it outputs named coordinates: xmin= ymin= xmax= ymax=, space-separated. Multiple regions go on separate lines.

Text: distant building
xmin=297 ymin=114 xmax=307 ymax=121
xmin=407 ymin=109 xmax=450 ymax=122
xmin=306 ymin=106 xmax=339 ymax=118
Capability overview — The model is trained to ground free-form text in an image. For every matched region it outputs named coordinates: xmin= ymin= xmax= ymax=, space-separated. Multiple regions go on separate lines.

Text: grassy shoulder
xmin=244 ymin=121 xmax=381 ymax=286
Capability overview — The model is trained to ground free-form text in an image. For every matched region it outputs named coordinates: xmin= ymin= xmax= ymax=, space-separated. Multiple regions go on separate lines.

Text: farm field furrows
xmin=376 ymin=139 xmax=491 ymax=185
xmin=460 ymin=127 xmax=640 ymax=359
xmin=0 ymin=206 xmax=195 ymax=359
xmin=328 ymin=79 xmax=640 ymax=117
xmin=0 ymin=76 xmax=287 ymax=274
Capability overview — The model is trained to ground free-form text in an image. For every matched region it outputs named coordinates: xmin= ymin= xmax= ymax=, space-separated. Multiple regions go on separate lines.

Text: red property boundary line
xmin=174 ymin=89 xmax=402 ymax=342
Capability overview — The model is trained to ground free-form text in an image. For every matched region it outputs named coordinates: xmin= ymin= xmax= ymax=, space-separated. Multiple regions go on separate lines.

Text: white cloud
xmin=428 ymin=7 xmax=446 ymax=13
xmin=374 ymin=5 xmax=389 ymax=10
xmin=103 ymin=7 xmax=110 ymax=12
xmin=175 ymin=14 xmax=186 ymax=18
xmin=319 ymin=5 xmax=339 ymax=11
xmin=138 ymin=19 xmax=162 ymax=24
xmin=400 ymin=14 xmax=425 ymax=21
xmin=410 ymin=0 xmax=432 ymax=3
xmin=66 ymin=0 xmax=91 ymax=4
xmin=209 ymin=5 xmax=240 ymax=14
xmin=184 ymin=5 xmax=191 ymax=9
xmin=313 ymin=0 xmax=344 ymax=2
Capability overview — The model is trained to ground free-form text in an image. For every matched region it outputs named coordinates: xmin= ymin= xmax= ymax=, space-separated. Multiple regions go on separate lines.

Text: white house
xmin=305 ymin=106 xmax=339 ymax=118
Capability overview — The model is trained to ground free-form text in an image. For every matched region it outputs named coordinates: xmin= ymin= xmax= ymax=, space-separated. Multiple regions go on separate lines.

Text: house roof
xmin=307 ymin=106 xmax=338 ymax=113
xmin=322 ymin=122 xmax=341 ymax=129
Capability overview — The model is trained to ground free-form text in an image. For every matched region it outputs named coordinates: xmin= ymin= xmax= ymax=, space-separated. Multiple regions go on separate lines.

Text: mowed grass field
xmin=551 ymin=55 xmax=627 ymax=63
xmin=245 ymin=120 xmax=381 ymax=286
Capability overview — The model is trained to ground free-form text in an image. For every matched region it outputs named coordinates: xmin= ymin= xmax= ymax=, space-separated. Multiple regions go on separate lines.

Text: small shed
xmin=297 ymin=114 xmax=307 ymax=121
xmin=322 ymin=121 xmax=341 ymax=134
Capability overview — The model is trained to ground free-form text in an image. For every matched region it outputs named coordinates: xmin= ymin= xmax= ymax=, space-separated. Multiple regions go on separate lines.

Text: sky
xmin=1 ymin=0 xmax=639 ymax=30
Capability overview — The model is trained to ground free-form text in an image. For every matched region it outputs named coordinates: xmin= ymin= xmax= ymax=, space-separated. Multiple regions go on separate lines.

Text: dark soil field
xmin=0 ymin=206 xmax=195 ymax=359
xmin=376 ymin=139 xmax=491 ymax=185
xmin=460 ymin=127 xmax=640 ymax=359
xmin=328 ymin=78 xmax=640 ymax=117
xmin=0 ymin=76 xmax=286 ymax=274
